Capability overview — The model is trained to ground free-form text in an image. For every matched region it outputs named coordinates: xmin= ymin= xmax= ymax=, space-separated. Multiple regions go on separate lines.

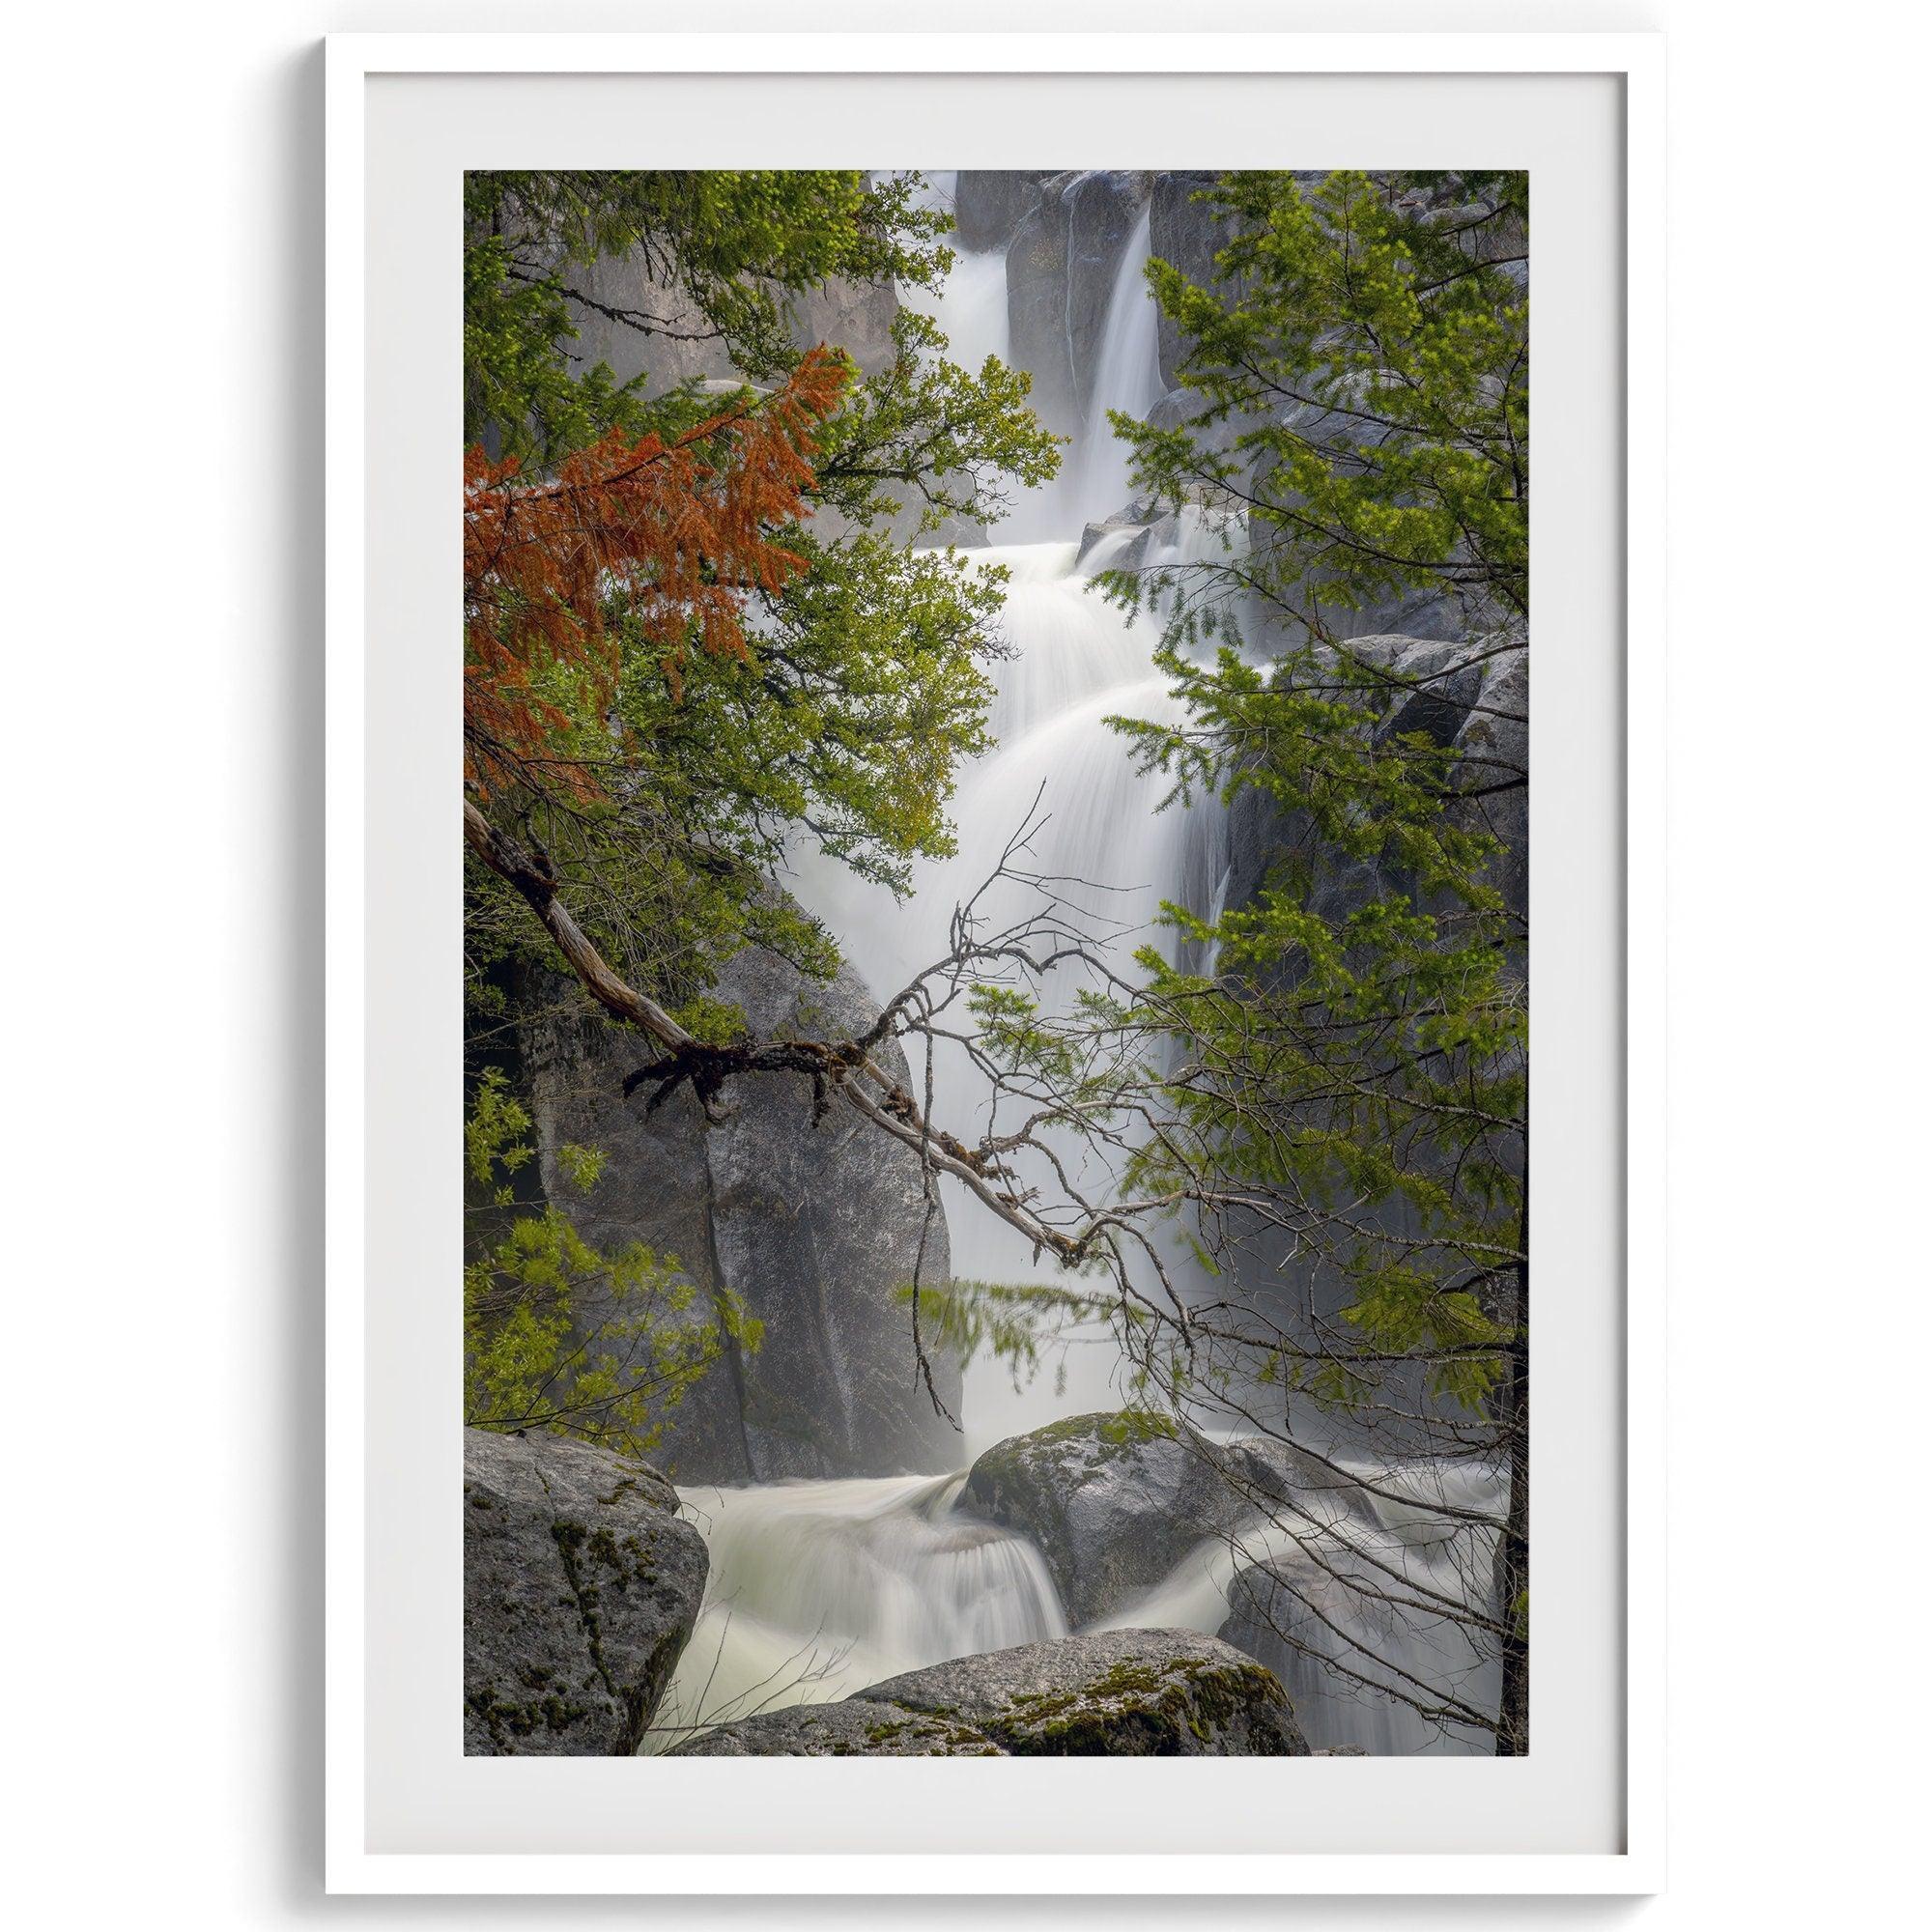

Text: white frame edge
xmin=325 ymin=27 xmax=1666 ymax=1897
xmin=324 ymin=27 xmax=370 ymax=1903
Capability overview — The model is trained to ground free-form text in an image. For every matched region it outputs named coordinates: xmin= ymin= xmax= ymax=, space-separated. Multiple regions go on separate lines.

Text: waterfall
xmin=659 ymin=183 xmax=1491 ymax=1758
xmin=897 ymin=171 xmax=1012 ymax=371
xmin=789 ymin=516 xmax=1216 ymax=1448
xmin=795 ymin=195 xmax=1232 ymax=1445
xmin=648 ymin=1447 xmax=1499 ymax=1755
xmin=1072 ymin=204 xmax=1164 ymax=528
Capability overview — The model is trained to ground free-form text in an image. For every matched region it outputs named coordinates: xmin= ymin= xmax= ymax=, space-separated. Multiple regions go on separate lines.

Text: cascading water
xmin=654 ymin=181 xmax=1493 ymax=1755
xmin=793 ymin=189 xmax=1227 ymax=1446
xmin=1089 ymin=1452 xmax=1505 ymax=1755
xmin=1073 ymin=204 xmax=1166 ymax=528
xmin=903 ymin=171 xmax=1012 ymax=373
xmin=646 ymin=1474 xmax=1065 ymax=1750
xmin=791 ymin=526 xmax=1226 ymax=1447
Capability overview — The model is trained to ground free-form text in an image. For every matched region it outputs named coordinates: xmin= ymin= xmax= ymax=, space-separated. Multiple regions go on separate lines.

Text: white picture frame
xmin=327 ymin=26 xmax=1664 ymax=1895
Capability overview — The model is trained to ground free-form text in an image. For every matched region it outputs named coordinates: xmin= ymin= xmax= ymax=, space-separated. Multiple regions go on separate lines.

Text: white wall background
xmin=5 ymin=3 xmax=1920 ymax=1925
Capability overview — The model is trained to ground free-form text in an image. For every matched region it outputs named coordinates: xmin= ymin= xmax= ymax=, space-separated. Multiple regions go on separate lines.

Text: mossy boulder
xmin=959 ymin=1411 xmax=1371 ymax=1628
xmin=672 ymin=1630 xmax=1306 ymax=1757
xmin=863 ymin=1630 xmax=1307 ymax=1756
xmin=957 ymin=1411 xmax=1247 ymax=1625
xmin=464 ymin=1428 xmax=708 ymax=1755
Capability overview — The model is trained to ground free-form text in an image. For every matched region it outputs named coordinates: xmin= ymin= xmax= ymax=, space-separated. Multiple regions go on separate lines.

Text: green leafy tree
xmin=466 ymin=169 xmax=949 ymax=462
xmin=463 ymin=169 xmax=1059 ymax=1033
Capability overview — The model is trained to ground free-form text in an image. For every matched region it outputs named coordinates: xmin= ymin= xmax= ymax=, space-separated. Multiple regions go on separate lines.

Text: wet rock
xmin=958 ymin=1411 xmax=1249 ymax=1625
xmin=1065 ymin=171 xmax=1152 ymax=420
xmin=1148 ymin=169 xmax=1326 ymax=389
xmin=1072 ymin=497 xmax=1242 ymax=572
xmin=1219 ymin=1555 xmax=1500 ymax=1757
xmin=1073 ymin=508 xmax=1154 ymax=573
xmin=562 ymin=251 xmax=737 ymax=394
xmin=1149 ymin=171 xmax=1220 ymax=388
xmin=1145 ymin=383 xmax=1254 ymax=466
xmin=463 ymin=1428 xmax=708 ymax=1755
xmin=787 ymin=274 xmax=900 ymax=378
xmin=1004 ymin=169 xmax=1164 ymax=438
xmin=1006 ymin=178 xmax=1077 ymax=435
xmin=1446 ymin=643 xmax=1528 ymax=924
xmin=956 ymin=1410 xmax=1378 ymax=1629
xmin=561 ymin=238 xmax=899 ymax=394
xmin=1378 ymin=651 xmax=1489 ymax=750
xmin=1222 ymin=634 xmax=1527 ymax=939
xmin=1210 ymin=629 xmax=1526 ymax=1444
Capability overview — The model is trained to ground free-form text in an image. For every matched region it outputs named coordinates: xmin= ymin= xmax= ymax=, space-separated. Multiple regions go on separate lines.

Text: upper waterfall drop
xmin=894 ymin=168 xmax=1011 ymax=374
xmin=1071 ymin=203 xmax=1165 ymax=530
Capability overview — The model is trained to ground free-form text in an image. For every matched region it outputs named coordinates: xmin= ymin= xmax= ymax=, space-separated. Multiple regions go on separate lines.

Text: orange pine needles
xmin=463 ymin=348 xmax=848 ymax=797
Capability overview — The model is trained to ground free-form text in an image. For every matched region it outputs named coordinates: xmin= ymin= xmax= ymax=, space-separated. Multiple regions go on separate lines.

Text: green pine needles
xmin=1107 ymin=167 xmax=1529 ymax=1415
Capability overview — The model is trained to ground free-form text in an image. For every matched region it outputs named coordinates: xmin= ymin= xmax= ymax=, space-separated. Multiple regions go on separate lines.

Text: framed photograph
xmin=327 ymin=26 xmax=1663 ymax=1894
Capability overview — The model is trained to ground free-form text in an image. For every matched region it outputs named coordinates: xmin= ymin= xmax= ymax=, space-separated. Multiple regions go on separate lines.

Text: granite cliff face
xmin=988 ymin=169 xmax=1156 ymax=441
xmin=524 ymin=940 xmax=961 ymax=1485
xmin=562 ymin=237 xmax=900 ymax=389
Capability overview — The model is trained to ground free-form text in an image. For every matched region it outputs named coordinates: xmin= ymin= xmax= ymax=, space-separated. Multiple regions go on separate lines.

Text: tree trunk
xmin=1494 ymin=1305 xmax=1529 ymax=1754
xmin=1494 ymin=1122 xmax=1530 ymax=1754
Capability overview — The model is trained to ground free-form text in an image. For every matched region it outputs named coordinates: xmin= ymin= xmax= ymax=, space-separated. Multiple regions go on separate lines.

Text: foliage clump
xmin=463 ymin=1069 xmax=759 ymax=1458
